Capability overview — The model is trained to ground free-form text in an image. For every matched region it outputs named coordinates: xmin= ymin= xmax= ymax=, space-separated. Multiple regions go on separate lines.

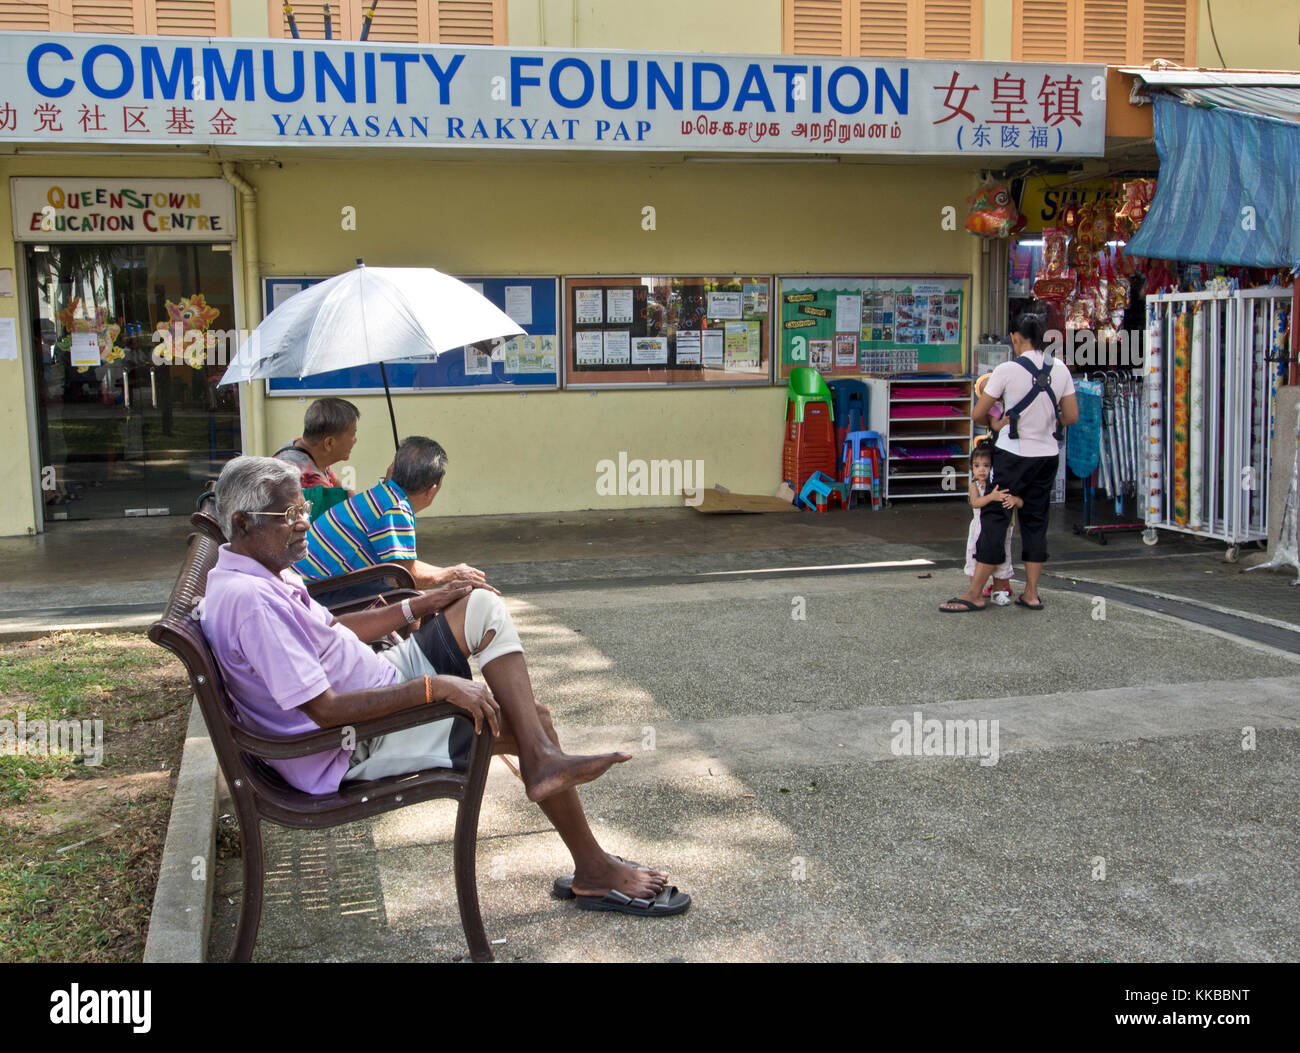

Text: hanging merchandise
xmin=1032 ymin=226 xmax=1077 ymax=305
xmin=1171 ymin=308 xmax=1191 ymax=526
xmin=1144 ymin=301 xmax=1164 ymax=528
xmin=1068 ymin=379 xmax=1102 ymax=479
xmin=1145 ymin=288 xmax=1288 ymax=558
xmin=1114 ymin=178 xmax=1157 ymax=241
xmin=964 ymin=177 xmax=1022 ymax=238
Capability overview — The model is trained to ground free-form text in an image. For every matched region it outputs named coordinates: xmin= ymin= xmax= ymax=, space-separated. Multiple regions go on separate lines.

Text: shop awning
xmin=1126 ymin=93 xmax=1300 ymax=269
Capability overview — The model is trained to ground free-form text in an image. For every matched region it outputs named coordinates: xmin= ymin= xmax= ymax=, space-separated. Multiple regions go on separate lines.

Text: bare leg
xmin=1022 ymin=561 xmax=1044 ymax=604
xmin=491 ymin=702 xmax=667 ymax=898
xmin=436 ymin=599 xmax=662 ymax=897
xmin=941 ymin=561 xmax=996 ymax=610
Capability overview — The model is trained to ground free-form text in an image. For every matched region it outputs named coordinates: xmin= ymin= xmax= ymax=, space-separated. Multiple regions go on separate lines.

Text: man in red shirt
xmin=275 ymin=397 xmax=360 ymax=493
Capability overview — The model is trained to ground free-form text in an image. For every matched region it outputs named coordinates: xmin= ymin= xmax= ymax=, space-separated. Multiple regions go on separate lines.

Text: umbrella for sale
xmin=219 ymin=260 xmax=525 ymax=449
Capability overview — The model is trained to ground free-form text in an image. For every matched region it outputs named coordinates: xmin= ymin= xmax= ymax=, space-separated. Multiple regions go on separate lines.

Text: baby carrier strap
xmin=1005 ymin=355 xmax=1063 ymax=442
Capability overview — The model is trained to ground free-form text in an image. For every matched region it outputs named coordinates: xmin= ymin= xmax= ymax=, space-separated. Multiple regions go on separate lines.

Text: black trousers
xmin=976 ymin=448 xmax=1058 ymax=566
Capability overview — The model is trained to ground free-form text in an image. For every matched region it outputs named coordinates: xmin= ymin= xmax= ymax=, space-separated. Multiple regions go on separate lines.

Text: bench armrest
xmin=306 ymin=562 xmax=416 ymax=597
xmin=229 ymin=701 xmax=489 ymax=759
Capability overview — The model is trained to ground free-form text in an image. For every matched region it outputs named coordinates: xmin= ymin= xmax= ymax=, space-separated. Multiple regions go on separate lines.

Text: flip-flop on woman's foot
xmin=940 ymin=597 xmax=987 ymax=613
xmin=1015 ymin=595 xmax=1045 ymax=610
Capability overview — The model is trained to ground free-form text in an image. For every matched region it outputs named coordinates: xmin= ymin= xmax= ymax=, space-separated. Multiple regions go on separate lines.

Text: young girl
xmin=965 ymin=443 xmax=1021 ymax=605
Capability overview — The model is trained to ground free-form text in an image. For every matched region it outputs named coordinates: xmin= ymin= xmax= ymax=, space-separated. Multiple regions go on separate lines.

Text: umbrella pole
xmin=380 ymin=361 xmax=400 ymax=451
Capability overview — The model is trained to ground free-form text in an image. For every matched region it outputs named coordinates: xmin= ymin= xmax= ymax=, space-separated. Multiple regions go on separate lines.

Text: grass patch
xmin=0 ymin=631 xmax=192 ymax=962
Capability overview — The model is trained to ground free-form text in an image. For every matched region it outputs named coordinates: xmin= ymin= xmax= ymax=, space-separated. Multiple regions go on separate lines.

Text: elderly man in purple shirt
xmin=199 ymin=455 xmax=689 ymax=917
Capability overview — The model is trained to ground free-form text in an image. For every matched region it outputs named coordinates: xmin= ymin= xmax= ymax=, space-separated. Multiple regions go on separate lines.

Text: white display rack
xmin=865 ymin=376 xmax=974 ymax=501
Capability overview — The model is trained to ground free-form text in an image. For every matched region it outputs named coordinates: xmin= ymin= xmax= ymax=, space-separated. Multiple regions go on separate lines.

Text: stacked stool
xmin=841 ymin=430 xmax=885 ymax=510
xmin=783 ymin=368 xmax=837 ymax=502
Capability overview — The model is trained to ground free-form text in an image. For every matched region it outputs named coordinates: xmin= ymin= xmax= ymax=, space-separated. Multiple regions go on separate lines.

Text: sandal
xmin=552 ymin=854 xmax=648 ymax=899
xmin=940 ymin=597 xmax=987 ymax=613
xmin=574 ymin=885 xmax=692 ymax=918
xmin=1015 ymin=596 xmax=1045 ymax=610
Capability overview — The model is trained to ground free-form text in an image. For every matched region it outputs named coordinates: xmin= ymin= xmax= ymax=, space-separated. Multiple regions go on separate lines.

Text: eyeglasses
xmin=243 ymin=504 xmax=311 ymax=527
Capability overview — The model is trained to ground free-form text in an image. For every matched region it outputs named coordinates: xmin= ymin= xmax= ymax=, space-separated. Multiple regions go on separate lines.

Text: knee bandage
xmin=465 ymin=589 xmax=523 ymax=668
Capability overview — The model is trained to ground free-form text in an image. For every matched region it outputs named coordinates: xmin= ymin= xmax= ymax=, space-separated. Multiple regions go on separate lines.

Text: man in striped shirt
xmin=294 ymin=436 xmax=487 ymax=593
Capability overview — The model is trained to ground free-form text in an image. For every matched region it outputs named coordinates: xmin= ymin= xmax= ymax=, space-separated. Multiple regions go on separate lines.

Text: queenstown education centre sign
xmin=0 ymin=33 xmax=1106 ymax=156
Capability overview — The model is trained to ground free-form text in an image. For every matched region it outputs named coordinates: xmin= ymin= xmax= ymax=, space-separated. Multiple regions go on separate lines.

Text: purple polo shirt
xmin=199 ymin=545 xmax=401 ymax=794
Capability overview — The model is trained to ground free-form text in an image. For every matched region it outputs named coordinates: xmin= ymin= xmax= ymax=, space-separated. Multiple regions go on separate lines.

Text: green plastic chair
xmin=302 ymin=485 xmax=350 ymax=521
xmin=786 ymin=367 xmax=835 ymax=423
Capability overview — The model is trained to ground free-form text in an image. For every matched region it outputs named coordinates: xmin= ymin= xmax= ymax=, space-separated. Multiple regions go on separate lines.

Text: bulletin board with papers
xmin=564 ymin=275 xmax=773 ymax=387
xmin=777 ymin=275 xmax=970 ymax=379
xmin=264 ymin=276 xmax=560 ymax=395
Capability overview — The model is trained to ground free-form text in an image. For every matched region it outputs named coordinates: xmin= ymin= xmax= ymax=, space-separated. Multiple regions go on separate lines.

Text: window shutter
xmin=0 ymin=1 xmax=53 ymax=30
xmin=858 ymin=0 xmax=909 ymax=58
xmin=923 ymin=0 xmax=979 ymax=59
xmin=355 ymin=0 xmax=425 ymax=42
xmin=432 ymin=0 xmax=504 ymax=46
xmin=1139 ymin=0 xmax=1192 ymax=64
xmin=1080 ymin=0 xmax=1128 ymax=63
xmin=1017 ymin=0 xmax=1070 ymax=61
xmin=152 ymin=1 xmax=230 ymax=36
xmin=70 ymin=0 xmax=137 ymax=33
xmin=788 ymin=0 xmax=849 ymax=55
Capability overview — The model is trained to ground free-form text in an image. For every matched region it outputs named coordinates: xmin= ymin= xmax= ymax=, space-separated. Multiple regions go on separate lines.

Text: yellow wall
xmin=1196 ymin=1 xmax=1300 ymax=71
xmin=0 ymin=178 xmax=34 ymax=536
xmin=249 ymin=154 xmax=979 ymax=517
xmin=982 ymin=0 xmax=1014 ymax=62
xmin=229 ymin=0 xmax=270 ymax=38
xmin=508 ymin=0 xmax=782 ymax=52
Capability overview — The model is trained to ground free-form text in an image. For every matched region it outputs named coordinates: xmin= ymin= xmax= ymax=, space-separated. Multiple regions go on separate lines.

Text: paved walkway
xmin=6 ymin=502 xmax=1298 ymax=961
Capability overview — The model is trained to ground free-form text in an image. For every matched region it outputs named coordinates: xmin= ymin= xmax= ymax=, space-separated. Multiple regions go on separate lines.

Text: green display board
xmin=777 ymin=275 xmax=970 ymax=378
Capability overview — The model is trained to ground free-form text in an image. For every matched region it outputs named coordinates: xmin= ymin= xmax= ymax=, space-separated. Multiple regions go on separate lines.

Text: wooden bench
xmin=149 ymin=522 xmax=496 ymax=962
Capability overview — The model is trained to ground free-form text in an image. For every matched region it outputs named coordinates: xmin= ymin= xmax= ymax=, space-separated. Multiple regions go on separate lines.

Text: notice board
xmin=777 ymin=275 xmax=970 ymax=379
xmin=264 ymin=276 xmax=560 ymax=395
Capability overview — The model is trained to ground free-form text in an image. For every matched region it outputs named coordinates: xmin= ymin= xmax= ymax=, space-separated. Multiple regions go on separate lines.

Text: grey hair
xmin=303 ymin=397 xmax=360 ymax=442
xmin=214 ymin=455 xmax=302 ymax=540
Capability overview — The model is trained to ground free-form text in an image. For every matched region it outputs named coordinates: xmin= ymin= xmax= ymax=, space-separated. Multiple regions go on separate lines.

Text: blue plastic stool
xmin=797 ymin=471 xmax=835 ymax=512
xmin=840 ymin=430 xmax=885 ymax=473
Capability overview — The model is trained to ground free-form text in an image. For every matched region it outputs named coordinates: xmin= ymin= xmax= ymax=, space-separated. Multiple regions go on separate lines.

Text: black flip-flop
xmin=574 ymin=885 xmax=692 ymax=917
xmin=552 ymin=855 xmax=648 ymax=899
xmin=939 ymin=597 xmax=987 ymax=613
xmin=1015 ymin=596 xmax=1045 ymax=610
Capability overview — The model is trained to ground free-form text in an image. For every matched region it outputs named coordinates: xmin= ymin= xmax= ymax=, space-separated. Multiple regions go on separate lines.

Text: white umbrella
xmin=219 ymin=261 xmax=526 ymax=448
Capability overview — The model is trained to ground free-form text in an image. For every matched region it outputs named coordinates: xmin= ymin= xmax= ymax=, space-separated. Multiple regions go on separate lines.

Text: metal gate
xmin=1143 ymin=288 xmax=1290 ymax=556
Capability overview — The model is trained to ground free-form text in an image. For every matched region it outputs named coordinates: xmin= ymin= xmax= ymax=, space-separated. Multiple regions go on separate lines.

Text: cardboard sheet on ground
xmin=691 ymin=487 xmax=799 ymax=514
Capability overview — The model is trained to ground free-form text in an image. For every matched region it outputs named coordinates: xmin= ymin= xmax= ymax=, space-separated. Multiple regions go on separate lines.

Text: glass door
xmin=26 ymin=243 xmax=240 ymax=521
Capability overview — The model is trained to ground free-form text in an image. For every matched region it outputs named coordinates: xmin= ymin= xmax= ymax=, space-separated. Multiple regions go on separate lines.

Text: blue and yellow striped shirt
xmin=294 ymin=480 xmax=417 ymax=580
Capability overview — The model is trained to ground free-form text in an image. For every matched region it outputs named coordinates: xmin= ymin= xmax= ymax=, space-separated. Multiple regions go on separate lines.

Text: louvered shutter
xmin=788 ymin=0 xmax=849 ymax=55
xmin=433 ymin=0 xmax=503 ymax=46
xmin=70 ymin=0 xmax=137 ymax=33
xmin=858 ymin=0 xmax=909 ymax=57
xmin=1017 ymin=0 xmax=1069 ymax=60
xmin=1139 ymin=0 xmax=1192 ymax=63
xmin=153 ymin=1 xmax=230 ymax=35
xmin=1080 ymin=0 xmax=1128 ymax=62
xmin=356 ymin=0 xmax=425 ymax=42
xmin=923 ymin=0 xmax=978 ymax=59
xmin=0 ymin=0 xmax=53 ymax=30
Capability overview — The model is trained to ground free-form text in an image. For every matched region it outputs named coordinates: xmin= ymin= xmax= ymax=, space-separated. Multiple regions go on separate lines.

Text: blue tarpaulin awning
xmin=1127 ymin=93 xmax=1300 ymax=270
